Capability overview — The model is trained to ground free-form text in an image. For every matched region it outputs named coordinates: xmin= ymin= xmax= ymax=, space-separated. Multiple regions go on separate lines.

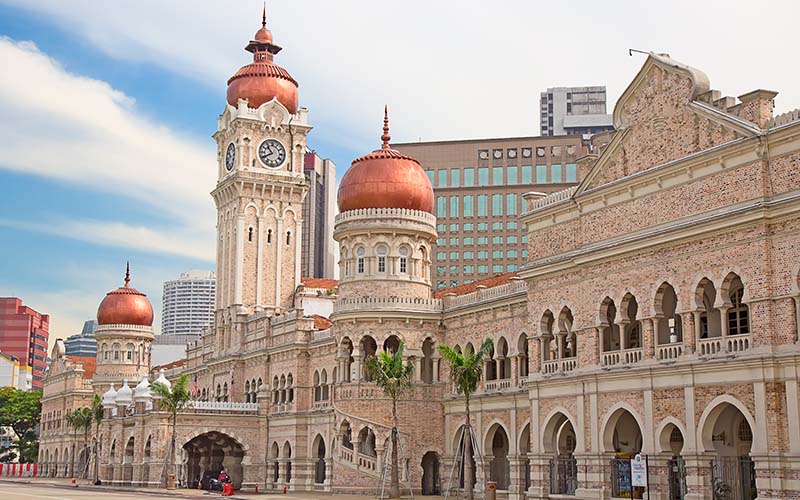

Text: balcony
xmin=602 ymin=347 xmax=643 ymax=367
xmin=484 ymin=379 xmax=513 ymax=391
xmin=189 ymin=401 xmax=259 ymax=414
xmin=542 ymin=358 xmax=578 ymax=375
xmin=699 ymin=334 xmax=752 ymax=357
xmin=656 ymin=342 xmax=683 ymax=361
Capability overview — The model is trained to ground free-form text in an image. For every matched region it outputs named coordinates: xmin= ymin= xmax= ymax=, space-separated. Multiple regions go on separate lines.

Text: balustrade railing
xmin=542 ymin=360 xmax=559 ymax=374
xmin=727 ymin=334 xmax=751 ymax=353
xmin=340 ymin=447 xmax=353 ymax=463
xmin=312 ymin=400 xmax=331 ymax=411
xmin=542 ymin=357 xmax=578 ymax=374
xmin=484 ymin=378 xmax=513 ymax=391
xmin=357 ymin=452 xmax=377 ymax=471
xmin=189 ymin=401 xmax=259 ymax=413
xmin=272 ymin=402 xmax=294 ymax=414
xmin=602 ymin=348 xmax=643 ymax=367
xmin=656 ymin=342 xmax=683 ymax=361
xmin=698 ymin=337 xmax=722 ymax=356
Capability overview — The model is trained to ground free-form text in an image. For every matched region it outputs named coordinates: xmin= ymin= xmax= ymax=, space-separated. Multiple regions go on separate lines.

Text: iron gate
xmin=667 ymin=457 xmax=686 ymax=500
xmin=711 ymin=457 xmax=756 ymax=500
xmin=550 ymin=457 xmax=578 ymax=495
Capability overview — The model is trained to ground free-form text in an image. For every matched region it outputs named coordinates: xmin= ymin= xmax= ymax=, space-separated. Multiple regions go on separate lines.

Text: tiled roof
xmin=152 ymin=358 xmax=187 ymax=372
xmin=68 ymin=356 xmax=97 ymax=379
xmin=301 ymin=277 xmax=338 ymax=290
xmin=433 ymin=273 xmax=519 ymax=298
xmin=309 ymin=314 xmax=332 ymax=330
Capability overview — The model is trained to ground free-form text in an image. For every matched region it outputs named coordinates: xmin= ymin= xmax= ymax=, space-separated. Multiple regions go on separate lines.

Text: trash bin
xmin=166 ymin=473 xmax=176 ymax=490
xmin=222 ymin=482 xmax=234 ymax=496
xmin=485 ymin=481 xmax=497 ymax=500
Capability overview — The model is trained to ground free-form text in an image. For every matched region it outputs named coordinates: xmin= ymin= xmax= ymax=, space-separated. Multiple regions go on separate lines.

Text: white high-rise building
xmin=161 ymin=270 xmax=216 ymax=335
xmin=540 ymin=85 xmax=614 ymax=137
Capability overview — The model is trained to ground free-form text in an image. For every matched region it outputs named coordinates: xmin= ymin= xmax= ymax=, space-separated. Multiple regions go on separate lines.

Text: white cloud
xmin=0 ymin=36 xmax=216 ymax=259
xmin=0 ymin=217 xmax=214 ymax=261
xmin=1 ymin=0 xmax=798 ymax=147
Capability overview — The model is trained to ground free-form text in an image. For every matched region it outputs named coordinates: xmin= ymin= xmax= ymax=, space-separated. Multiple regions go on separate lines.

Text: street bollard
xmin=485 ymin=480 xmax=497 ymax=500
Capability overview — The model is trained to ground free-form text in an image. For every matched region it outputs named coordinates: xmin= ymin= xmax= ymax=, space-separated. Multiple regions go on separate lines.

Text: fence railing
xmin=711 ymin=457 xmax=757 ymax=500
xmin=550 ymin=457 xmax=578 ymax=495
xmin=656 ymin=342 xmax=683 ymax=361
xmin=189 ymin=401 xmax=259 ymax=413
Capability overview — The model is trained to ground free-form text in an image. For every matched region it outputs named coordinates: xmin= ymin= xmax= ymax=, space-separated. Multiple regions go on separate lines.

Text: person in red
xmin=218 ymin=469 xmax=230 ymax=483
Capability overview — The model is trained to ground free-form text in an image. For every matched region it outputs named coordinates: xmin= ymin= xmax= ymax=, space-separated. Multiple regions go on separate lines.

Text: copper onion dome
xmin=96 ymin=263 xmax=154 ymax=327
xmin=338 ymin=107 xmax=434 ymax=214
xmin=226 ymin=6 xmax=299 ymax=113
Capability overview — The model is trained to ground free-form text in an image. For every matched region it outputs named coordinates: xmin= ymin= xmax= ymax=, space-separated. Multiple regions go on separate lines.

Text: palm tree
xmin=438 ymin=338 xmax=493 ymax=500
xmin=90 ymin=394 xmax=103 ymax=484
xmin=150 ymin=374 xmax=191 ymax=489
xmin=366 ymin=341 xmax=414 ymax=499
xmin=64 ymin=410 xmax=78 ymax=478
xmin=72 ymin=407 xmax=93 ymax=479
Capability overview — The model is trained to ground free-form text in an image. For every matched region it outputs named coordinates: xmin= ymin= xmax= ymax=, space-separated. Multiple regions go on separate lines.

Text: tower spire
xmin=381 ymin=105 xmax=391 ymax=150
xmin=262 ymin=2 xmax=267 ymax=28
xmin=124 ymin=261 xmax=131 ymax=287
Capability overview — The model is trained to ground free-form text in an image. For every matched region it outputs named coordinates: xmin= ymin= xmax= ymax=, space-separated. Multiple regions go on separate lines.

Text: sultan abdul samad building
xmin=38 ymin=10 xmax=800 ymax=500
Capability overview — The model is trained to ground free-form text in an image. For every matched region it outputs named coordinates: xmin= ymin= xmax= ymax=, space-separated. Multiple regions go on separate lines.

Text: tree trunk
xmin=93 ymin=423 xmax=100 ymax=484
xmin=70 ymin=441 xmax=76 ymax=478
xmin=465 ymin=395 xmax=474 ymax=500
xmin=389 ymin=397 xmax=401 ymax=498
xmin=159 ymin=413 xmax=177 ymax=488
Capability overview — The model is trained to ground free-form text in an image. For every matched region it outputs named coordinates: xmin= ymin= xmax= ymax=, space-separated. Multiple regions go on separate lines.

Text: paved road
xmin=0 ymin=482 xmax=208 ymax=500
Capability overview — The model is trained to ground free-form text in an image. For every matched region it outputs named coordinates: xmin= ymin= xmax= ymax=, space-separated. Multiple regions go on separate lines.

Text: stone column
xmin=414 ymin=356 xmax=423 ymax=382
xmin=432 ymin=354 xmax=441 ymax=382
xmin=693 ymin=311 xmax=702 ymax=350
xmin=683 ymin=452 xmax=715 ymax=500
xmin=682 ymin=312 xmax=696 ymax=353
xmin=508 ymin=456 xmax=526 ymax=498
xmin=352 ymin=353 xmax=363 ymax=382
xmin=719 ymin=306 xmax=730 ymax=351
xmin=643 ymin=317 xmax=655 ymax=358
xmin=527 ymin=454 xmax=548 ymax=497
xmin=597 ymin=326 xmax=606 ymax=366
xmin=529 ymin=335 xmax=541 ymax=373
xmin=376 ymin=443 xmax=385 ymax=476
xmin=619 ymin=322 xmax=629 ymax=351
xmin=556 ymin=333 xmax=565 ymax=360
xmin=511 ymin=354 xmax=520 ymax=384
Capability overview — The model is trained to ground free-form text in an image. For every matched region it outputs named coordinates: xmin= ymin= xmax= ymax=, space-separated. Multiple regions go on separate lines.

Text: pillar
xmin=529 ymin=335 xmax=541 ymax=373
xmin=432 ymin=355 xmax=441 ymax=382
xmin=719 ymin=306 xmax=730 ymax=351
xmin=352 ymin=354 xmax=363 ymax=382
xmin=643 ymin=317 xmax=655 ymax=358
xmin=682 ymin=311 xmax=696 ymax=353
xmin=693 ymin=311 xmax=702 ymax=348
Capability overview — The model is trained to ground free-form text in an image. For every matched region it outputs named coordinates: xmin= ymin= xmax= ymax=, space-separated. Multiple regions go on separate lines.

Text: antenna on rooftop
xmin=628 ymin=48 xmax=649 ymax=56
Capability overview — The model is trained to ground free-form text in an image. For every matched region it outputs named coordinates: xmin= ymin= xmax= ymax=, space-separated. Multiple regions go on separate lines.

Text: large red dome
xmin=96 ymin=265 xmax=153 ymax=327
xmin=338 ymin=108 xmax=434 ymax=214
xmin=226 ymin=9 xmax=298 ymax=114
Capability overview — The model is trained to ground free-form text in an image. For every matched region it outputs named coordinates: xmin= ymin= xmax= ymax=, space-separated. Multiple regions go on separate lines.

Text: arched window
xmin=313 ymin=371 xmax=321 ymax=402
xmin=342 ymin=249 xmax=350 ymax=277
xmin=287 ymin=374 xmax=294 ymax=402
xmin=113 ymin=343 xmax=120 ymax=361
xmin=357 ymin=247 xmax=366 ymax=274
xmin=321 ymin=370 xmax=329 ymax=400
xmin=267 ymin=228 xmax=272 ymax=243
xmin=376 ymin=244 xmax=388 ymax=273
xmin=126 ymin=343 xmax=134 ymax=361
xmin=399 ymin=246 xmax=409 ymax=274
xmin=273 ymin=376 xmax=280 ymax=404
xmin=216 ymin=384 xmax=222 ymax=402
xmin=102 ymin=344 xmax=109 ymax=361
xmin=245 ymin=380 xmax=251 ymax=403
xmin=728 ymin=278 xmax=749 ymax=336
xmin=223 ymin=382 xmax=229 ymax=402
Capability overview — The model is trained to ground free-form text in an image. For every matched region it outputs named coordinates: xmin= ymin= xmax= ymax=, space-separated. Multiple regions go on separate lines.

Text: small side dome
xmin=102 ymin=383 xmax=117 ymax=409
xmin=116 ymin=379 xmax=133 ymax=405
xmin=134 ymin=376 xmax=151 ymax=402
xmin=337 ymin=107 xmax=433 ymax=214
xmin=153 ymin=368 xmax=171 ymax=394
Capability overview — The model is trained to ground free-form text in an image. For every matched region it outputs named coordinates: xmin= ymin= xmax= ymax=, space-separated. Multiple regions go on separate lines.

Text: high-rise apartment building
xmin=0 ymin=297 xmax=49 ymax=389
xmin=64 ymin=319 xmax=97 ymax=357
xmin=161 ymin=270 xmax=216 ymax=335
xmin=540 ymin=86 xmax=614 ymax=137
xmin=302 ymin=151 xmax=338 ymax=279
xmin=393 ymin=135 xmax=587 ymax=290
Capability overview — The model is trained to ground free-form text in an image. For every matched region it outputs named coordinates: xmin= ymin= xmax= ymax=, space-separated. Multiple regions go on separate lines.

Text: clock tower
xmin=211 ymin=9 xmax=311 ymax=350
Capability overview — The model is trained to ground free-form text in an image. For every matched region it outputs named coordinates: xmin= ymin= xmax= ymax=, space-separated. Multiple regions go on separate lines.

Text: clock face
xmin=507 ymin=148 xmax=517 ymax=159
xmin=479 ymin=150 xmax=489 ymax=160
xmin=225 ymin=143 xmax=236 ymax=171
xmin=258 ymin=139 xmax=286 ymax=168
xmin=493 ymin=149 xmax=503 ymax=159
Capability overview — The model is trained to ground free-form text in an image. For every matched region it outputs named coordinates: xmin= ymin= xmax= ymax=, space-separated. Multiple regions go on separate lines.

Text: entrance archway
xmin=701 ymin=400 xmax=757 ymax=500
xmin=421 ymin=451 xmax=440 ymax=495
xmin=543 ymin=412 xmax=577 ymax=495
xmin=484 ymin=423 xmax=510 ymax=490
xmin=183 ymin=432 xmax=245 ymax=489
xmin=123 ymin=437 xmax=134 ymax=485
xmin=313 ymin=435 xmax=326 ymax=484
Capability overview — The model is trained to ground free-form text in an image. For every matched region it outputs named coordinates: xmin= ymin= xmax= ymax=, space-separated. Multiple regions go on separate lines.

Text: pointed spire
xmin=381 ymin=105 xmax=391 ymax=150
xmin=262 ymin=2 xmax=267 ymax=28
xmin=124 ymin=261 xmax=131 ymax=287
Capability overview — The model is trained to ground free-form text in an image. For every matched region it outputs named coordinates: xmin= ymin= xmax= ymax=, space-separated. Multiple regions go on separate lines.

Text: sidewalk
xmin=0 ymin=477 xmax=426 ymax=500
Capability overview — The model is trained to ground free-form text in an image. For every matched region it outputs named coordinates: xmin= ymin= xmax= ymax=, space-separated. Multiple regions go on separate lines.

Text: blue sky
xmin=0 ymin=0 xmax=797 ymax=344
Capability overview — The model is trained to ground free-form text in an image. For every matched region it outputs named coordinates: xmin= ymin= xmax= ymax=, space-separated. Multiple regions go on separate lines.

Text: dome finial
xmin=381 ymin=105 xmax=391 ymax=150
xmin=124 ymin=261 xmax=131 ymax=287
xmin=262 ymin=2 xmax=267 ymax=29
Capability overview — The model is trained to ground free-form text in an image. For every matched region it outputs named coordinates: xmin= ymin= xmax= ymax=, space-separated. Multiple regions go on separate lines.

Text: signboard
xmin=631 ymin=453 xmax=648 ymax=487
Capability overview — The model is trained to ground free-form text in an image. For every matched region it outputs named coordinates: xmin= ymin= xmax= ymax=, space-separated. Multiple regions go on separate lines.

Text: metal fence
xmin=711 ymin=457 xmax=756 ymax=500
xmin=550 ymin=457 xmax=578 ymax=495
xmin=610 ymin=457 xmax=647 ymax=499
xmin=667 ymin=457 xmax=686 ymax=500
